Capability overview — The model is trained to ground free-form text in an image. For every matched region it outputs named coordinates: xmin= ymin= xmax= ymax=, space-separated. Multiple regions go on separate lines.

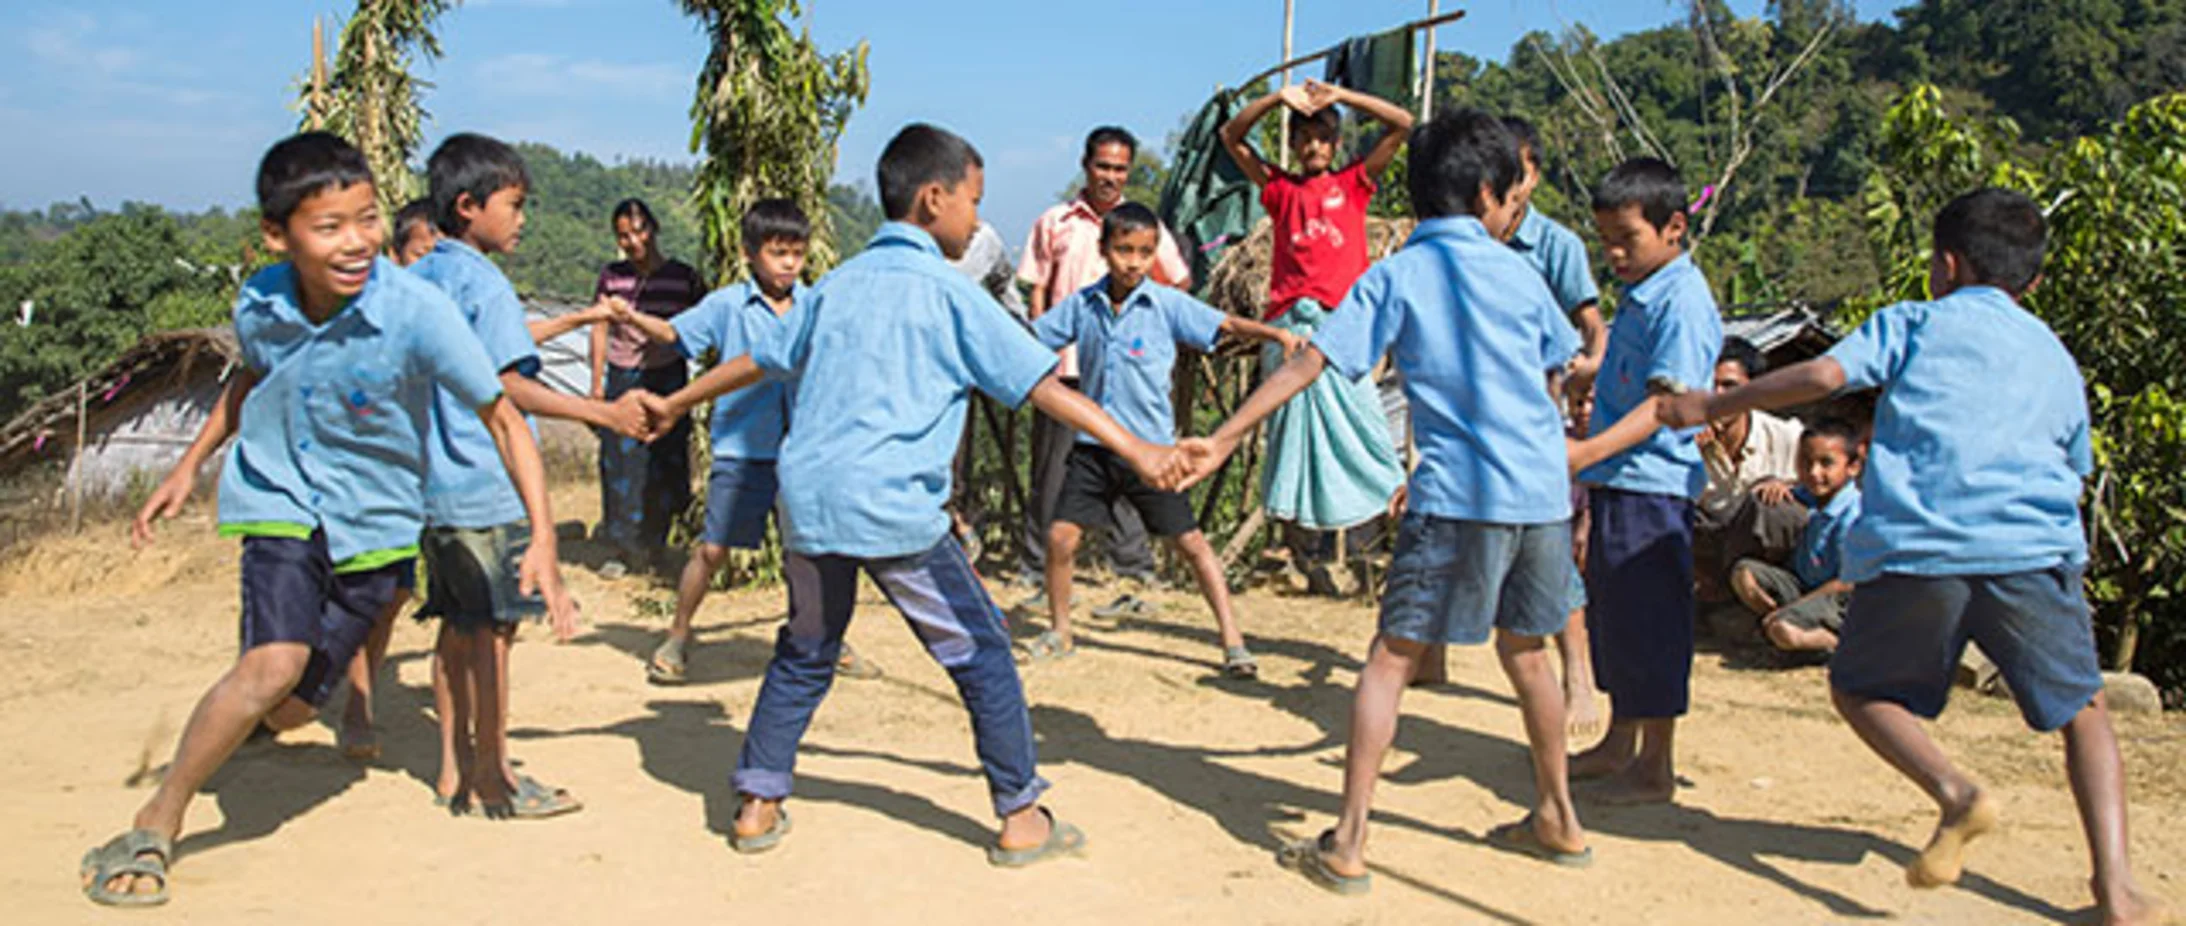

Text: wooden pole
xmin=1279 ymin=0 xmax=1295 ymax=171
xmin=1420 ymin=0 xmax=1439 ymax=119
xmin=69 ymin=380 xmax=86 ymax=534
xmin=1238 ymin=10 xmax=1466 ymax=89
xmin=309 ymin=17 xmax=327 ymax=130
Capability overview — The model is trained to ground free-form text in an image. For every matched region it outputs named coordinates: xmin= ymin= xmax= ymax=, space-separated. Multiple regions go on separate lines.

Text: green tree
xmin=300 ymin=0 xmax=458 ymax=222
xmin=680 ymin=0 xmax=869 ymax=283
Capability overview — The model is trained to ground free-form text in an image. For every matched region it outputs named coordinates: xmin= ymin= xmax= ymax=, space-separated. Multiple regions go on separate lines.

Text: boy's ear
xmin=454 ymin=190 xmax=481 ymax=222
xmin=912 ymin=181 xmax=943 ymax=223
xmin=260 ymin=218 xmax=290 ymax=256
xmin=1662 ymin=210 xmax=1689 ymax=245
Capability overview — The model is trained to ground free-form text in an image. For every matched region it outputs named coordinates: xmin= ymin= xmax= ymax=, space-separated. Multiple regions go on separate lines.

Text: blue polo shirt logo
xmin=1129 ymin=336 xmax=1146 ymax=358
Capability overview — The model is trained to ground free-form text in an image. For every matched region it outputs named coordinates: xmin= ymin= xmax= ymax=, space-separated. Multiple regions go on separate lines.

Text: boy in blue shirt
xmin=1564 ymin=157 xmax=1723 ymax=806
xmin=1726 ymin=417 xmax=1862 ymax=657
xmin=1028 ymin=202 xmax=1300 ymax=675
xmin=409 ymin=133 xmax=647 ymax=819
xmin=86 ymin=133 xmax=570 ymax=906
xmin=640 ymin=124 xmax=1181 ymax=864
xmin=1181 ymin=110 xmax=1593 ymax=894
xmin=613 ymin=199 xmax=808 ymax=685
xmin=1660 ymin=189 xmax=2159 ymax=925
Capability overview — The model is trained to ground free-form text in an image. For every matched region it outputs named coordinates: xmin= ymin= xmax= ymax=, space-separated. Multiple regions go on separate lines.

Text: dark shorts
xmin=391 ymin=557 xmax=418 ymax=592
xmin=417 ymin=522 xmax=546 ymax=632
xmin=701 ymin=457 xmax=779 ymax=550
xmin=238 ymin=533 xmax=402 ymax=708
xmin=1830 ymin=567 xmax=2104 ymax=732
xmin=1380 ymin=513 xmax=1577 ymax=646
xmin=1585 ymin=488 xmax=1696 ymax=719
xmin=1055 ymin=444 xmax=1197 ymax=537
xmin=1732 ymin=557 xmax=1846 ymax=633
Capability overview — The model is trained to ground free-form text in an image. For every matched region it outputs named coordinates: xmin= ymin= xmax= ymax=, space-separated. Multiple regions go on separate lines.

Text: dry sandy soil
xmin=1 ymin=487 xmax=2179 ymax=924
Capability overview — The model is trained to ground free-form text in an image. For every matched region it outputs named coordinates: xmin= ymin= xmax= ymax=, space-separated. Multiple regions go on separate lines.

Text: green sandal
xmin=987 ymin=808 xmax=1086 ymax=868
xmin=483 ymin=774 xmax=583 ymax=820
xmin=80 ymin=828 xmax=172 ymax=907
xmin=729 ymin=807 xmax=792 ymax=854
xmin=1019 ymin=630 xmax=1076 ymax=663
xmin=1276 ymin=830 xmax=1370 ymax=895
xmin=647 ymin=635 xmax=689 ymax=685
xmin=1486 ymin=814 xmax=1594 ymax=867
xmin=1222 ymin=645 xmax=1260 ymax=680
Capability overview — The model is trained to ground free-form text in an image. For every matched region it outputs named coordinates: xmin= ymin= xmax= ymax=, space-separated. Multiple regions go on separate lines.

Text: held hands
xmin=131 ymin=469 xmax=195 ymax=549
xmin=589 ymin=295 xmax=632 ymax=326
xmin=1276 ymin=330 xmax=1309 ymax=360
xmin=1282 ymin=79 xmax=1344 ymax=115
xmin=635 ymin=391 xmax=686 ymax=442
xmin=1173 ymin=435 xmax=1236 ymax=492
xmin=602 ymin=390 xmax=654 ymax=441
xmin=517 ymin=540 xmax=580 ymax=643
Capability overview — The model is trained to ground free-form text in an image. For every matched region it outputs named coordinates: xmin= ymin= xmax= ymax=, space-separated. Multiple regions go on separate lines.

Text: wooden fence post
xmin=69 ymin=380 xmax=87 ymax=534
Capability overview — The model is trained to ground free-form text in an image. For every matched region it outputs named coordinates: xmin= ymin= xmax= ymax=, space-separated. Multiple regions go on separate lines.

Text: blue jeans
xmin=734 ymin=536 xmax=1048 ymax=818
xmin=598 ymin=363 xmax=692 ymax=553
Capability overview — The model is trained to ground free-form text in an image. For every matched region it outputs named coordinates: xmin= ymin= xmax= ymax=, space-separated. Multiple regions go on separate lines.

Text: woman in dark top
xmin=590 ymin=198 xmax=706 ymax=571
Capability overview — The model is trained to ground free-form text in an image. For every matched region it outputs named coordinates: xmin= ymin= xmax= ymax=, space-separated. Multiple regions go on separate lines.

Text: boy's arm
xmin=1569 ymin=395 xmax=1666 ymax=475
xmin=1566 ymin=304 xmax=1608 ymax=391
xmin=1658 ymin=357 xmax=1848 ymax=430
xmin=1180 ymin=347 xmax=1330 ymax=488
xmin=1218 ymin=315 xmax=1306 ymax=358
xmin=643 ymin=353 xmax=765 ymax=430
xmin=1219 ymin=87 xmax=1302 ymax=189
xmin=528 ymin=297 xmax=621 ymax=344
xmin=1317 ymin=81 xmax=1415 ymax=177
xmin=132 ymin=368 xmax=258 ymax=547
xmin=613 ymin=303 xmax=680 ymax=347
xmin=476 ymin=394 xmax=578 ymax=641
xmin=587 ymin=323 xmax=609 ymax=399
xmin=1026 ymin=373 xmax=1181 ymax=488
xmin=501 ymin=370 xmax=650 ymax=439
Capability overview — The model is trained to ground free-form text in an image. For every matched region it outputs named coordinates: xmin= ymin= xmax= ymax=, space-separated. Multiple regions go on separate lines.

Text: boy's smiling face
xmin=1592 ymin=203 xmax=1685 ymax=284
xmin=1797 ymin=432 xmax=1861 ymax=502
xmin=1100 ymin=226 xmax=1160 ymax=300
xmin=262 ymin=179 xmax=382 ymax=320
xmin=459 ymin=183 xmax=527 ymax=254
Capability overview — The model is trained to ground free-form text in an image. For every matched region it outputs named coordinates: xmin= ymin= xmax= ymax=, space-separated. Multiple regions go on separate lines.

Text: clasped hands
xmin=1130 ymin=434 xmax=1238 ymax=494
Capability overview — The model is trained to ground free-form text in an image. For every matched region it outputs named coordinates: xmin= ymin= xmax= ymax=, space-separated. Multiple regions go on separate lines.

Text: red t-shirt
xmin=1260 ymin=161 xmax=1376 ymax=321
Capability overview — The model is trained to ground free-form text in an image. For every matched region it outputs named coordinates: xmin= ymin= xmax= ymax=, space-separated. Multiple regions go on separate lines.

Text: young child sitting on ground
xmin=1181 ymin=109 xmax=1593 ymax=894
xmin=1026 ymin=201 xmax=1301 ymax=675
xmin=639 ymin=123 xmax=1185 ymax=864
xmin=1726 ymin=417 xmax=1862 ymax=657
xmin=87 ymin=132 xmax=572 ymax=906
xmin=1659 ymin=188 xmax=2162 ymax=926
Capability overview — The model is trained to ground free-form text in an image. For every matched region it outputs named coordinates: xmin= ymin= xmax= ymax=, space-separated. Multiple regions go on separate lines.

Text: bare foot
xmin=2097 ymin=888 xmax=2169 ymax=926
xmin=735 ymin=796 xmax=782 ymax=841
xmin=1568 ymin=742 xmax=1634 ymax=781
xmin=1565 ymin=683 xmax=1604 ymax=742
xmin=1907 ymin=791 xmax=1999 ymax=888
xmin=1587 ymin=765 xmax=1677 ymax=806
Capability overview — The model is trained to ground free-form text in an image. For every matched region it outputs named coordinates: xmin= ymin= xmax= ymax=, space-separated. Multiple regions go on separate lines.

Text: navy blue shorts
xmin=1380 ymin=514 xmax=1578 ymax=646
xmin=1585 ymin=488 xmax=1696 ymax=719
xmin=701 ymin=457 xmax=779 ymax=550
xmin=1830 ymin=567 xmax=2105 ymax=732
xmin=238 ymin=534 xmax=402 ymax=708
xmin=391 ymin=557 xmax=418 ymax=592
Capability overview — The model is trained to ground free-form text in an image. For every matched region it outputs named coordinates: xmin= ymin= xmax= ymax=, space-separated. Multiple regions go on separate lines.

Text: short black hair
xmin=1501 ymin=115 xmax=1544 ymax=163
xmin=1288 ymin=106 xmax=1342 ymax=143
xmin=1802 ymin=416 xmax=1864 ymax=457
xmin=1083 ymin=126 xmax=1138 ymax=163
xmin=1933 ymin=187 xmax=2047 ymax=295
xmin=876 ymin=123 xmax=983 ymax=220
xmin=1592 ymin=157 xmax=1687 ymax=231
xmin=257 ymin=132 xmax=375 ymax=226
xmin=427 ymin=132 xmax=530 ymax=236
xmin=393 ymin=198 xmax=435 ymax=242
xmin=611 ymin=198 xmax=658 ymax=235
xmin=1100 ymin=201 xmax=1161 ymax=246
xmin=1406 ymin=108 xmax=1522 ymax=220
xmin=742 ymin=198 xmax=812 ymax=251
xmin=1717 ymin=336 xmax=1766 ymax=378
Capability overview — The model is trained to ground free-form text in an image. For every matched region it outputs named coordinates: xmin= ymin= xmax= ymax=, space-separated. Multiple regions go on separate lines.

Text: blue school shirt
xmin=1313 ymin=217 xmax=1582 ymax=524
xmin=1825 ymin=287 xmax=2092 ymax=582
xmin=1793 ymin=485 xmax=1860 ymax=589
xmin=753 ymin=222 xmax=1059 ymax=559
xmin=408 ymin=238 xmax=542 ymax=530
xmin=217 ymin=258 xmax=505 ymax=564
xmin=1506 ymin=207 xmax=1601 ymax=316
xmin=1033 ymin=277 xmax=1224 ymax=445
xmin=671 ymin=280 xmax=802 ymax=461
xmin=1580 ymin=253 xmax=1722 ymax=499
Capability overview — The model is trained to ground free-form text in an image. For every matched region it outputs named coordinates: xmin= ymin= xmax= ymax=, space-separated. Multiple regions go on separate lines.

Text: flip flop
xmin=1221 ymin=645 xmax=1260 ymax=680
xmin=1487 ymin=814 xmax=1594 ymax=868
xmin=79 ymin=828 xmax=172 ymax=907
xmin=483 ymin=774 xmax=583 ymax=820
xmin=987 ymin=808 xmax=1086 ymax=868
xmin=338 ymin=727 xmax=382 ymax=762
xmin=836 ymin=644 xmax=884 ymax=680
xmin=1275 ymin=829 xmax=1369 ymax=895
xmin=647 ymin=635 xmax=688 ymax=685
xmin=1090 ymin=593 xmax=1152 ymax=620
xmin=730 ymin=807 xmax=792 ymax=854
xmin=1018 ymin=630 xmax=1076 ymax=663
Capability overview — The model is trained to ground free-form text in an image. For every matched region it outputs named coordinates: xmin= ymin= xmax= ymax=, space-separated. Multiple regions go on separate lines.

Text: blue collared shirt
xmin=754 ymin=222 xmax=1059 ymax=558
xmin=1314 ymin=217 xmax=1582 ymax=524
xmin=1033 ymin=277 xmax=1224 ymax=445
xmin=1793 ymin=485 xmax=1861 ymax=588
xmin=219 ymin=258 xmax=505 ymax=563
xmin=1581 ymin=252 xmax=1723 ymax=499
xmin=1507 ymin=207 xmax=1601 ymax=316
xmin=1825 ymin=287 xmax=2092 ymax=582
xmin=672 ymin=280 xmax=802 ymax=461
xmin=408 ymin=238 xmax=542 ymax=529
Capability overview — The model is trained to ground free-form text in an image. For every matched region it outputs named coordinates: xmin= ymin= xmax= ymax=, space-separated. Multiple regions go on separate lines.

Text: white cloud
xmin=474 ymin=53 xmax=684 ymax=98
xmin=21 ymin=11 xmax=223 ymax=105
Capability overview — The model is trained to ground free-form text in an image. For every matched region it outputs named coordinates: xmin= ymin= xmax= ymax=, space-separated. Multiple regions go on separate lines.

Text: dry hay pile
xmin=1199 ymin=216 xmax=1417 ymax=320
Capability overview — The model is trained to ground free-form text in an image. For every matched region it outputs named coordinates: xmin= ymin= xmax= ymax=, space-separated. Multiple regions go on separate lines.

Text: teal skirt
xmin=1258 ymin=299 xmax=1405 ymax=530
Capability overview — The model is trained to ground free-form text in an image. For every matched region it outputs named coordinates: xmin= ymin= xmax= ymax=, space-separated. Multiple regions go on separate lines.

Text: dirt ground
xmin=1 ymin=487 xmax=2179 ymax=924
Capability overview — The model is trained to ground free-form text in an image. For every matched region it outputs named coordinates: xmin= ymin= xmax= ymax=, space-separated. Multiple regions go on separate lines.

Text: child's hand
xmin=1564 ymin=355 xmax=1601 ymax=397
xmin=635 ymin=391 xmax=682 ymax=439
xmin=1175 ymin=435 xmax=1235 ymax=491
xmin=1656 ymin=390 xmax=1712 ymax=429
xmin=603 ymin=390 xmax=653 ymax=440
xmin=1278 ymin=83 xmax=1317 ymax=114
xmin=591 ymin=296 xmax=631 ymax=325
xmin=1129 ymin=442 xmax=1186 ymax=492
xmin=131 ymin=470 xmax=195 ymax=549
xmin=1300 ymin=79 xmax=1343 ymax=112
xmin=1277 ymin=330 xmax=1308 ymax=360
xmin=518 ymin=541 xmax=580 ymax=643
xmin=1387 ymin=483 xmax=1409 ymax=520
xmin=1752 ymin=478 xmax=1796 ymax=507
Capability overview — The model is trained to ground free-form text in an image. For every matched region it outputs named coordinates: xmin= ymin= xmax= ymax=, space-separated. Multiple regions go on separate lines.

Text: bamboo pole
xmin=1420 ymin=1 xmax=1439 ymax=119
xmin=1278 ymin=0 xmax=1294 ymax=171
xmin=1238 ymin=9 xmax=1466 ymax=89
xmin=309 ymin=18 xmax=327 ymax=130
xmin=69 ymin=380 xmax=86 ymax=534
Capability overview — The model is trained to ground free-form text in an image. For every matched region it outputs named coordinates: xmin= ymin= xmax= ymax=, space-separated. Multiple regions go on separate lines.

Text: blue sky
xmin=0 ymin=0 xmax=1905 ymax=248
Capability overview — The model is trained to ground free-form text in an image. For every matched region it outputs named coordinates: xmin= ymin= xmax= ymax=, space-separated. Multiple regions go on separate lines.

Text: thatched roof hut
xmin=0 ymin=328 xmax=243 ymax=499
xmin=1199 ymin=216 xmax=1417 ymax=320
